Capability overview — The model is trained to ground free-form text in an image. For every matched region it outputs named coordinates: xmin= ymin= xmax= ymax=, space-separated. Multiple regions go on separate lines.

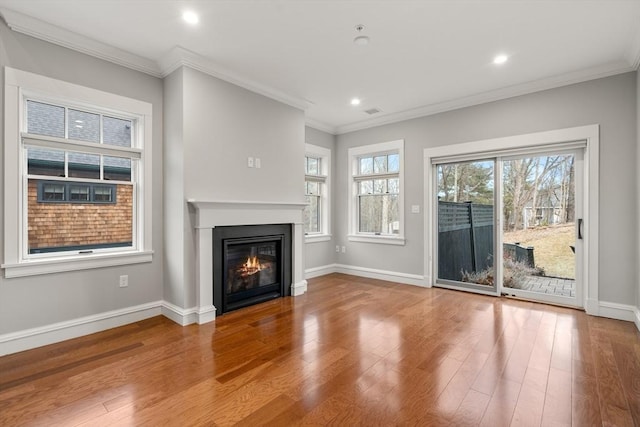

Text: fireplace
xmin=213 ymin=224 xmax=292 ymax=314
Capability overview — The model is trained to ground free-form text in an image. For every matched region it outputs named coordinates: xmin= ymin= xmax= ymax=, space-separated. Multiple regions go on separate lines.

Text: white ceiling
xmin=1 ymin=0 xmax=639 ymax=134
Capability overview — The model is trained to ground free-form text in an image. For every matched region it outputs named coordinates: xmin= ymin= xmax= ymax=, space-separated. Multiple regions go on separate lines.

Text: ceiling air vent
xmin=363 ymin=108 xmax=381 ymax=115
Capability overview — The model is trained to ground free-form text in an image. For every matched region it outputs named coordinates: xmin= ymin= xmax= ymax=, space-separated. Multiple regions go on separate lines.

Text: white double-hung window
xmin=304 ymin=144 xmax=331 ymax=242
xmin=2 ymin=68 xmax=153 ymax=278
xmin=348 ymin=139 xmax=405 ymax=245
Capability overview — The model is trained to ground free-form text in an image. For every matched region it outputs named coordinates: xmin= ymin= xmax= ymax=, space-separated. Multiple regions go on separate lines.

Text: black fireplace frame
xmin=213 ymin=224 xmax=292 ymax=314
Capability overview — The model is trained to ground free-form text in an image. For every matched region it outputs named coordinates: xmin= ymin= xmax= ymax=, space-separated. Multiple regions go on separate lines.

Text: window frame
xmin=348 ymin=139 xmax=405 ymax=245
xmin=2 ymin=67 xmax=153 ymax=278
xmin=304 ymin=144 xmax=331 ymax=243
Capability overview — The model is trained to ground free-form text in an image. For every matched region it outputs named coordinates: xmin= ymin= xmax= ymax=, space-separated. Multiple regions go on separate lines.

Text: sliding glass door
xmin=433 ymin=149 xmax=584 ymax=307
xmin=500 ymin=151 xmax=583 ymax=306
xmin=436 ymin=159 xmax=498 ymax=294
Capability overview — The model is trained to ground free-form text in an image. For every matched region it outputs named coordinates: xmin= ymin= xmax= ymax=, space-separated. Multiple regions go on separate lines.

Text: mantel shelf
xmin=188 ymin=199 xmax=307 ymax=211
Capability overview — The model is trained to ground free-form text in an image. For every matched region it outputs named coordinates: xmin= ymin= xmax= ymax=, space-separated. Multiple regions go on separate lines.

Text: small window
xmin=37 ymin=181 xmax=117 ymax=204
xmin=69 ymin=184 xmax=90 ymax=201
xmin=304 ymin=144 xmax=331 ymax=241
xmin=42 ymin=183 xmax=65 ymax=201
xmin=348 ymin=140 xmax=405 ymax=245
xmin=93 ymin=185 xmax=114 ymax=202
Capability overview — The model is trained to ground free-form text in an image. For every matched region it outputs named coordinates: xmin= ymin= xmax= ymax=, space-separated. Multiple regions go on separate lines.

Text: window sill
xmin=347 ymin=234 xmax=406 ymax=246
xmin=305 ymin=234 xmax=332 ymax=244
xmin=2 ymin=250 xmax=154 ymax=278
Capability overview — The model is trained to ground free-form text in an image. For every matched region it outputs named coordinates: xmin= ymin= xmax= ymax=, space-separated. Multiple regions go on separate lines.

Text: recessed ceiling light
xmin=493 ymin=54 xmax=508 ymax=65
xmin=182 ymin=10 xmax=199 ymax=25
xmin=351 ymin=98 xmax=361 ymax=106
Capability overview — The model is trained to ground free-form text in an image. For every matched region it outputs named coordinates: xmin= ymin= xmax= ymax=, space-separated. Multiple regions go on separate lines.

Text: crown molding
xmin=0 ymin=8 xmax=162 ymax=77
xmin=158 ymin=46 xmax=310 ymax=111
xmin=625 ymin=25 xmax=640 ymax=70
xmin=0 ymin=8 xmax=310 ymax=112
xmin=304 ymin=118 xmax=337 ymax=135
xmin=334 ymin=60 xmax=635 ymax=135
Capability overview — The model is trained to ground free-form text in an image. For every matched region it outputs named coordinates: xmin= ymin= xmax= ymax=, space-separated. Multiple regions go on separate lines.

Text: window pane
xmin=68 ymin=152 xmax=100 ymax=179
xmin=359 ymin=157 xmax=373 ymax=175
xmin=42 ymin=183 xmax=65 ymax=201
xmin=359 ymin=180 xmax=373 ymax=194
xmin=27 ymin=100 xmax=65 ymax=138
xmin=104 ymin=156 xmax=132 ymax=181
xmin=373 ymin=179 xmax=387 ymax=194
xmin=69 ymin=184 xmax=90 ymax=201
xmin=94 ymin=186 xmax=114 ymax=202
xmin=388 ymin=154 xmax=399 ymax=172
xmin=373 ymin=155 xmax=387 ymax=174
xmin=103 ymin=116 xmax=132 ymax=147
xmin=28 ymin=180 xmax=133 ymax=254
xmin=306 ymin=181 xmax=319 ymax=195
xmin=304 ymin=195 xmax=320 ymax=233
xmin=388 ymin=178 xmax=399 ymax=194
xmin=68 ymin=109 xmax=100 ymax=143
xmin=306 ymin=157 xmax=319 ymax=175
xmin=359 ymin=194 xmax=399 ymax=234
xmin=27 ymin=147 xmax=64 ymax=177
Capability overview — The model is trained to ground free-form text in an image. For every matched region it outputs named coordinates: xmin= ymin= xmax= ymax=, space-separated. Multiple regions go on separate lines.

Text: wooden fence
xmin=438 ymin=201 xmax=494 ymax=281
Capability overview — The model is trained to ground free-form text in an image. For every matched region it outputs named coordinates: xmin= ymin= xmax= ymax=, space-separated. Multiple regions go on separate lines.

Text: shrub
xmin=461 ymin=258 xmax=544 ymax=288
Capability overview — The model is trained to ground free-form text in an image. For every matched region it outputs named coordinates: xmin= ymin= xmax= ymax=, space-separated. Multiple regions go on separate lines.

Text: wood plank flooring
xmin=1 ymin=273 xmax=639 ymax=426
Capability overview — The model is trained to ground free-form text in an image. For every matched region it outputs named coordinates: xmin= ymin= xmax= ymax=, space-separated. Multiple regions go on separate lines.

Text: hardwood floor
xmin=1 ymin=273 xmax=639 ymax=426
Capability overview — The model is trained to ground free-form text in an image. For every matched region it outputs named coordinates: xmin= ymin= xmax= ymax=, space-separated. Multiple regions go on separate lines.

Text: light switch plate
xmin=411 ymin=205 xmax=420 ymax=213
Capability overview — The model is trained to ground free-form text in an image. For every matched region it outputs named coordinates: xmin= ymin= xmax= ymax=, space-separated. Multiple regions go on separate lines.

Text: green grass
xmin=503 ymin=223 xmax=576 ymax=279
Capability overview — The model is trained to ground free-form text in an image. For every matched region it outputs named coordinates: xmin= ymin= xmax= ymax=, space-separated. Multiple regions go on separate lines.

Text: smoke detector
xmin=353 ymin=24 xmax=369 ymax=46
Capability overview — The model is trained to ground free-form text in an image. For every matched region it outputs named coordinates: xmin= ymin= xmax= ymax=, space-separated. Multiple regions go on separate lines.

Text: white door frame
xmin=423 ymin=125 xmax=599 ymax=313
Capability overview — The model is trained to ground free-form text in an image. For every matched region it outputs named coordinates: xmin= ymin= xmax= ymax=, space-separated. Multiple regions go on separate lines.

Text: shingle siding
xmin=28 ymin=180 xmax=133 ymax=250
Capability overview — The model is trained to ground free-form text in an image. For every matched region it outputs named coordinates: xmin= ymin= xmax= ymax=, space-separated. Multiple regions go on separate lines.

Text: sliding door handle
xmin=578 ymin=218 xmax=583 ymax=240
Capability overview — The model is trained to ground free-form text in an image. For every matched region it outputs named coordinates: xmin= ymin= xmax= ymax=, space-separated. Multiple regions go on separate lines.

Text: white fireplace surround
xmin=188 ymin=199 xmax=308 ymax=323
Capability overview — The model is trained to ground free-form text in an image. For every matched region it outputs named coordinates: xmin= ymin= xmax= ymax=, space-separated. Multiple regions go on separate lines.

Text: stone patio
xmin=515 ymin=275 xmax=576 ymax=297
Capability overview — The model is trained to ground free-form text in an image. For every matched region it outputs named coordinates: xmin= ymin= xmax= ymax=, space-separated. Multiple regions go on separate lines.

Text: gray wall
xmin=0 ymin=20 xmax=164 ymax=334
xmin=336 ymin=72 xmax=637 ymax=305
xmin=163 ymin=68 xmax=186 ymax=308
xmin=304 ymin=126 xmax=337 ymax=269
xmin=164 ymin=66 xmax=306 ymax=310
xmin=637 ymin=70 xmax=640 ymax=313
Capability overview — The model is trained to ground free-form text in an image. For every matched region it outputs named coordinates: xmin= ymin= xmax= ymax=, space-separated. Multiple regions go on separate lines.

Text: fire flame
xmin=241 ymin=256 xmax=263 ymax=275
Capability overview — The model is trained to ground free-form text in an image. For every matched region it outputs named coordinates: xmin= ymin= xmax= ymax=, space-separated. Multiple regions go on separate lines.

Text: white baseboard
xmin=305 ymin=264 xmax=337 ymax=279
xmin=161 ymin=301 xmax=197 ymax=326
xmin=197 ymin=305 xmax=217 ymax=324
xmin=334 ymin=264 xmax=426 ymax=287
xmin=597 ymin=301 xmax=637 ymax=323
xmin=585 ymin=298 xmax=600 ymax=316
xmin=161 ymin=302 xmax=216 ymax=325
xmin=291 ymin=280 xmax=308 ymax=296
xmin=305 ymin=263 xmax=427 ymax=287
xmin=634 ymin=307 xmax=640 ymax=332
xmin=0 ymin=301 xmax=163 ymax=356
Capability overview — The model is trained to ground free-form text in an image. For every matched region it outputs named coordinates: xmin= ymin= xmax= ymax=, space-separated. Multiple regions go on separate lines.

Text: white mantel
xmin=188 ymin=199 xmax=308 ymax=323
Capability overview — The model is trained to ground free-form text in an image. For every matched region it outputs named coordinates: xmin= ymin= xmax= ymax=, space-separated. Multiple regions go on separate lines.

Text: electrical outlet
xmin=247 ymin=157 xmax=254 ymax=168
xmin=335 ymin=245 xmax=340 ymax=252
xmin=119 ymin=275 xmax=128 ymax=288
xmin=255 ymin=158 xmax=261 ymax=168
xmin=411 ymin=205 xmax=420 ymax=213
xmin=341 ymin=246 xmax=346 ymax=253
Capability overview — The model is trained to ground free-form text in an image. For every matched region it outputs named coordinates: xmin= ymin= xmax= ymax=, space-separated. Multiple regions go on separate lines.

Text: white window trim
xmin=2 ymin=67 xmax=153 ymax=278
xmin=304 ymin=143 xmax=331 ymax=243
xmin=348 ymin=139 xmax=405 ymax=245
